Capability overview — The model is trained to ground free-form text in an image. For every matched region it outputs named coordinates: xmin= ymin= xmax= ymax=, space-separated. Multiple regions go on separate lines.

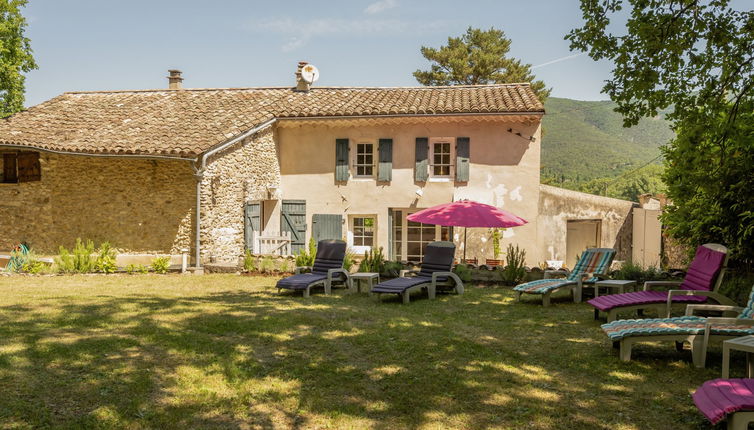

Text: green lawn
xmin=0 ymin=275 xmax=730 ymax=429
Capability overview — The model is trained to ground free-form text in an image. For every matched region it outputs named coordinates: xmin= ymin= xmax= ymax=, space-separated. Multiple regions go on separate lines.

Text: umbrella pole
xmin=463 ymin=227 xmax=467 ymax=262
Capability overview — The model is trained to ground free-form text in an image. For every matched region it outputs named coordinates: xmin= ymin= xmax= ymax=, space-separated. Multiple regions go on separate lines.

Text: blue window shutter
xmin=456 ymin=137 xmax=470 ymax=182
xmin=415 ymin=137 xmax=428 ymax=182
xmin=312 ymin=214 xmax=343 ymax=242
xmin=378 ymin=138 xmax=393 ymax=181
xmin=335 ymin=138 xmax=349 ymax=182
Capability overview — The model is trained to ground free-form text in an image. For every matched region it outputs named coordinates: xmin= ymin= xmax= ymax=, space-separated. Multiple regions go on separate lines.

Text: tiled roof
xmin=0 ymin=84 xmax=544 ymax=158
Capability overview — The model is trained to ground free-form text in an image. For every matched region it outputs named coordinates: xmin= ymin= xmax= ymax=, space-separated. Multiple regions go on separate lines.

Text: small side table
xmin=351 ymin=272 xmax=380 ymax=293
xmin=593 ymin=280 xmax=637 ymax=297
xmin=723 ymin=336 xmax=754 ymax=378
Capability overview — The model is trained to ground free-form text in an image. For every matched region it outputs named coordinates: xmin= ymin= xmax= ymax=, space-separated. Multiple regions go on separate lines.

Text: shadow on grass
xmin=0 ymin=279 xmax=723 ymax=429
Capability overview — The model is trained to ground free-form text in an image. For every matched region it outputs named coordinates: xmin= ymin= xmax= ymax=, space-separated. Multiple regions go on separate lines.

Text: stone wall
xmin=0 ymin=152 xmax=195 ymax=254
xmin=538 ymin=184 xmax=636 ymax=265
xmin=200 ymin=127 xmax=280 ymax=263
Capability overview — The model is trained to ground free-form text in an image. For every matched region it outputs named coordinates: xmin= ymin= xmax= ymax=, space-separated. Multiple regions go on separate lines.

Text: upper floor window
xmin=354 ymin=143 xmax=374 ymax=177
xmin=431 ymin=139 xmax=453 ymax=177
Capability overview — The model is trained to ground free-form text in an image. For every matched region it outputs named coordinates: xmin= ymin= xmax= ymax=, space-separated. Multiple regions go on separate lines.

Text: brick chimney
xmin=167 ymin=69 xmax=183 ymax=89
xmin=294 ymin=61 xmax=310 ymax=92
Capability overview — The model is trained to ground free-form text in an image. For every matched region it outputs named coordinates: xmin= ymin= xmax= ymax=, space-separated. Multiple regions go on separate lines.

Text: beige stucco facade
xmin=272 ymin=116 xmax=542 ymax=264
xmin=0 ymin=153 xmax=195 ymax=255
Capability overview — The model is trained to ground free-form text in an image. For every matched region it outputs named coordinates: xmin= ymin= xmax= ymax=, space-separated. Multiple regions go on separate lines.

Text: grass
xmin=0 ymin=274 xmax=733 ymax=429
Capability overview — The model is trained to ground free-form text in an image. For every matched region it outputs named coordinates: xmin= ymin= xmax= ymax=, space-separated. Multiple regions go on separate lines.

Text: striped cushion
xmin=513 ymin=278 xmax=576 ymax=294
xmin=276 ymin=273 xmax=328 ymax=290
xmin=566 ymin=248 xmax=616 ymax=282
xmin=739 ymin=287 xmax=754 ymax=319
xmin=601 ymin=316 xmax=754 ymax=341
xmin=694 ymin=379 xmax=754 ymax=425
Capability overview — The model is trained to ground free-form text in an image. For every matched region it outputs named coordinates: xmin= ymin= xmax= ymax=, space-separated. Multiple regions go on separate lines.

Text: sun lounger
xmin=371 ymin=241 xmax=462 ymax=304
xmin=513 ymin=248 xmax=615 ymax=306
xmin=276 ymin=240 xmax=351 ymax=297
xmin=601 ymin=285 xmax=754 ymax=367
xmin=694 ymin=379 xmax=754 ymax=429
xmin=589 ymin=244 xmax=730 ymax=322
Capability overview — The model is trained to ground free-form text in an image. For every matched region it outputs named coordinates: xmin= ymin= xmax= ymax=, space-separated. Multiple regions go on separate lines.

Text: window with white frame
xmin=352 ymin=216 xmax=375 ymax=247
xmin=430 ymin=139 xmax=453 ymax=177
xmin=354 ymin=143 xmax=375 ymax=177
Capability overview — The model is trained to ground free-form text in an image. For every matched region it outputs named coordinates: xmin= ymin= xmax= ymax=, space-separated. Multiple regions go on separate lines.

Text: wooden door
xmin=281 ymin=200 xmax=306 ymax=254
xmin=244 ymin=202 xmax=261 ymax=252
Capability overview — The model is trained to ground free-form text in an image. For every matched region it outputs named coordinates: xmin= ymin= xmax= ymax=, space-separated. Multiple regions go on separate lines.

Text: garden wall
xmin=537 ymin=184 xmax=635 ymax=266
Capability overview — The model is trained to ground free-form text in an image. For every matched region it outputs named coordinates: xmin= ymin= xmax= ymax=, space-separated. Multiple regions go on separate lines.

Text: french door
xmin=391 ymin=209 xmax=451 ymax=263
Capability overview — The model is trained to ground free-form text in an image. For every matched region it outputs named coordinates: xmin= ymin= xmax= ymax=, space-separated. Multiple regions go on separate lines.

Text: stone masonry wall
xmin=200 ymin=127 xmax=279 ymax=264
xmin=0 ymin=152 xmax=194 ymax=254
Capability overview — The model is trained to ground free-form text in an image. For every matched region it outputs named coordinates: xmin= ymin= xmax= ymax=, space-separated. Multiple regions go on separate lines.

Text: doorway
xmin=566 ymin=220 xmax=601 ymax=269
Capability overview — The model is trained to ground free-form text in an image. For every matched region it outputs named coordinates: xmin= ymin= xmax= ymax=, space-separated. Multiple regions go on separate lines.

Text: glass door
xmin=391 ymin=209 xmax=451 ymax=263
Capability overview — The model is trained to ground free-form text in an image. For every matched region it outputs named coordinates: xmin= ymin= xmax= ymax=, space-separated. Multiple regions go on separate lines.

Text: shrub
xmin=611 ymin=262 xmax=666 ymax=285
xmin=500 ymin=244 xmax=527 ymax=285
xmin=343 ymin=249 xmax=356 ymax=272
xmin=453 ymin=263 xmax=473 ymax=282
xmin=718 ymin=272 xmax=754 ymax=307
xmin=243 ymin=250 xmax=256 ymax=272
xmin=295 ymin=238 xmax=317 ymax=267
xmin=383 ymin=260 xmax=403 ymax=277
xmin=260 ymin=256 xmax=275 ymax=274
xmin=7 ymin=245 xmax=50 ymax=275
xmin=359 ymin=247 xmax=386 ymax=273
xmin=151 ymin=257 xmax=170 ymax=274
xmin=55 ymin=238 xmax=95 ymax=274
xmin=94 ymin=242 xmax=117 ymax=274
xmin=492 ymin=229 xmax=503 ymax=259
xmin=278 ymin=259 xmax=292 ymax=273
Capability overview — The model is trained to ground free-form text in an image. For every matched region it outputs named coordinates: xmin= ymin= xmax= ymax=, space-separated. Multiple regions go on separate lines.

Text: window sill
xmin=351 ymin=177 xmax=375 ymax=182
xmin=428 ymin=177 xmax=451 ymax=182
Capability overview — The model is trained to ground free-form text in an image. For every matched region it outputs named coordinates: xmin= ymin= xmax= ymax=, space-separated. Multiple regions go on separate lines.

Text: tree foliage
xmin=0 ymin=0 xmax=37 ymax=118
xmin=567 ymin=0 xmax=754 ymax=262
xmin=414 ymin=27 xmax=550 ymax=102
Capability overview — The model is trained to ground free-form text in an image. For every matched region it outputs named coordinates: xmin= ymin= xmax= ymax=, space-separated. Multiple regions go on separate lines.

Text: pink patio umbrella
xmin=407 ymin=200 xmax=528 ymax=261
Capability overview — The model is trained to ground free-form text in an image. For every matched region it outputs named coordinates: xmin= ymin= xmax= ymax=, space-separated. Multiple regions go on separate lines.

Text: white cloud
xmin=364 ymin=0 xmax=397 ymax=14
xmin=253 ymin=17 xmax=447 ymax=52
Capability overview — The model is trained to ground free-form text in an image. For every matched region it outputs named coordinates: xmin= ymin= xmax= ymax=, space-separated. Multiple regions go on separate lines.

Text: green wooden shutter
xmin=312 ymin=214 xmax=343 ymax=242
xmin=456 ymin=137 xmax=470 ymax=182
xmin=387 ymin=209 xmax=394 ymax=260
xmin=415 ymin=137 xmax=428 ymax=182
xmin=281 ymin=200 xmax=307 ymax=254
xmin=335 ymin=138 xmax=349 ymax=182
xmin=378 ymin=138 xmax=393 ymax=182
xmin=244 ymin=203 xmax=261 ymax=252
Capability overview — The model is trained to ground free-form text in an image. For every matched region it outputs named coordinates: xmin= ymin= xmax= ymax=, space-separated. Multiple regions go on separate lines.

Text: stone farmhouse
xmin=0 ymin=64 xmax=641 ymax=269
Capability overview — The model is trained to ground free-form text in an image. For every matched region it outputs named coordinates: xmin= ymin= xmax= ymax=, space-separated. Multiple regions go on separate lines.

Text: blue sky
xmin=22 ymin=0 xmax=617 ymax=106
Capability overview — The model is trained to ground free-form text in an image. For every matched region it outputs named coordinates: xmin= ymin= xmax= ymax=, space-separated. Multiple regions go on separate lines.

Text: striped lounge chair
xmin=601 ymin=285 xmax=754 ymax=367
xmin=589 ymin=243 xmax=730 ymax=322
xmin=513 ymin=248 xmax=615 ymax=306
xmin=694 ymin=379 xmax=754 ymax=430
xmin=371 ymin=241 xmax=463 ymax=304
xmin=276 ymin=239 xmax=351 ymax=297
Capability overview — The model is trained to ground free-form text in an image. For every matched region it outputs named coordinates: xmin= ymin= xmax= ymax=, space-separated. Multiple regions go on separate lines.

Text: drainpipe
xmin=192 ymin=118 xmax=276 ymax=269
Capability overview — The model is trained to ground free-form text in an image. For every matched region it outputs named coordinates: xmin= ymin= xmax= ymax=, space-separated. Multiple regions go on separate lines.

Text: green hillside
xmin=540 ymin=97 xmax=675 ymax=195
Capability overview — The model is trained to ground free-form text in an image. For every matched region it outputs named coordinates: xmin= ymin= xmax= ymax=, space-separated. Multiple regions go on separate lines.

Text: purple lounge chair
xmin=694 ymin=379 xmax=754 ymax=429
xmin=276 ymin=239 xmax=351 ymax=297
xmin=589 ymin=244 xmax=731 ymax=322
xmin=371 ymin=241 xmax=463 ymax=304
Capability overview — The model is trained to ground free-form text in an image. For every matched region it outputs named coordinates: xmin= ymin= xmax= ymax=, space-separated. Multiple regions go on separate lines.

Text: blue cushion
xmin=371 ymin=276 xmax=432 ymax=293
xmin=276 ymin=273 xmax=327 ymax=290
